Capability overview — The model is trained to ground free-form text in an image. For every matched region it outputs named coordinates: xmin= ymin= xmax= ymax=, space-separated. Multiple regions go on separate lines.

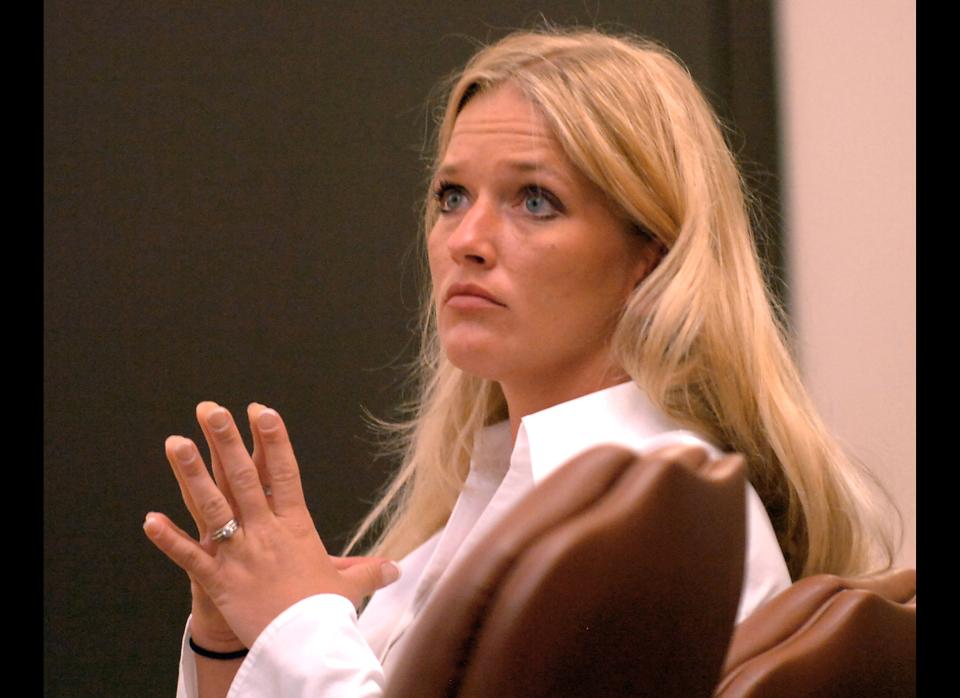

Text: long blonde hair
xmin=344 ymin=27 xmax=897 ymax=580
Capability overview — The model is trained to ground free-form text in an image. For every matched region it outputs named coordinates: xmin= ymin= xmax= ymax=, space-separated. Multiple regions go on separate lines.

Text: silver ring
xmin=263 ymin=485 xmax=272 ymax=497
xmin=211 ymin=518 xmax=240 ymax=543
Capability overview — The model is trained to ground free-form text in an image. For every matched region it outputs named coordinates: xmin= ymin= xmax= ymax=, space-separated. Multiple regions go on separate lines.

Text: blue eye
xmin=445 ymin=191 xmax=464 ymax=209
xmin=433 ymin=181 xmax=467 ymax=213
xmin=523 ymin=187 xmax=561 ymax=219
xmin=432 ymin=181 xmax=563 ymax=219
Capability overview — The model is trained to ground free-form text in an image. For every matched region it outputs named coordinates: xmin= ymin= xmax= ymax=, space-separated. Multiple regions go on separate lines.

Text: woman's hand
xmin=144 ymin=402 xmax=401 ymax=649
xmin=155 ymin=402 xmax=252 ymax=651
xmin=156 ymin=401 xmax=284 ymax=650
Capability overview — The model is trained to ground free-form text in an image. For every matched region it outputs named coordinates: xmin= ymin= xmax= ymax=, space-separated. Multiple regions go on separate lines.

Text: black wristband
xmin=189 ymin=636 xmax=249 ymax=660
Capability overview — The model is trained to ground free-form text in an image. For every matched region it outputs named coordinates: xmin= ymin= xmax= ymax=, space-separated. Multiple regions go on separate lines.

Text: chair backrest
xmin=387 ymin=443 xmax=748 ymax=698
xmin=715 ymin=568 xmax=917 ymax=697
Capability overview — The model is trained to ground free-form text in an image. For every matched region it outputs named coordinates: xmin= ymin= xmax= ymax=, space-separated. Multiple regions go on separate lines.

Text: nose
xmin=446 ymin=197 xmax=498 ymax=268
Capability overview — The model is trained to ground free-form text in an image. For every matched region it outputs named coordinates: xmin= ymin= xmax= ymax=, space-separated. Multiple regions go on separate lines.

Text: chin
xmin=445 ymin=348 xmax=505 ymax=381
xmin=441 ymin=334 xmax=509 ymax=382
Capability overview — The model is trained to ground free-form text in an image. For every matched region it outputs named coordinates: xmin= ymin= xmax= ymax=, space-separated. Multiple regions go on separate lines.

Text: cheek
xmin=519 ymin=244 xmax=623 ymax=303
xmin=427 ymin=234 xmax=447 ymax=288
xmin=519 ymin=248 xmax=633 ymax=334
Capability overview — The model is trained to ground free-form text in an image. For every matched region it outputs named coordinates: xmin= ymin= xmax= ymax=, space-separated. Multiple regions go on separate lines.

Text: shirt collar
xmin=471 ymin=381 xmax=720 ymax=485
xmin=515 ymin=381 xmax=716 ymax=484
xmin=469 ymin=419 xmax=512 ymax=478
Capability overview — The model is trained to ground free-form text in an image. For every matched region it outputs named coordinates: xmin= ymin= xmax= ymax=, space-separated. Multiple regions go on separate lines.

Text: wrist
xmin=188 ymin=618 xmax=244 ymax=654
xmin=189 ymin=636 xmax=249 ymax=661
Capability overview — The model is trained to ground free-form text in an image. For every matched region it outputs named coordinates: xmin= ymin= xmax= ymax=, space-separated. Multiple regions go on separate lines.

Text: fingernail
xmin=208 ymin=408 xmax=230 ymax=431
xmin=257 ymin=409 xmax=279 ymax=431
xmin=174 ymin=441 xmax=195 ymax=464
xmin=381 ymin=561 xmax=401 ymax=585
xmin=143 ymin=513 xmax=160 ymax=538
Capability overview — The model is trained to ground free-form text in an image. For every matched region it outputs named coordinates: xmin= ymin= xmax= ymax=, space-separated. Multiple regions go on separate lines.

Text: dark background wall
xmin=44 ymin=2 xmax=780 ymax=694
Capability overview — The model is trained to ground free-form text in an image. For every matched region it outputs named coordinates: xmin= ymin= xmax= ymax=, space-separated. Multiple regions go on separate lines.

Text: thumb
xmin=340 ymin=559 xmax=402 ymax=601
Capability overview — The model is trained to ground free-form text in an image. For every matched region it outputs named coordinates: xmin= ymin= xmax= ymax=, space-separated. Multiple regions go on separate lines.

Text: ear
xmin=631 ymin=231 xmax=666 ymax=289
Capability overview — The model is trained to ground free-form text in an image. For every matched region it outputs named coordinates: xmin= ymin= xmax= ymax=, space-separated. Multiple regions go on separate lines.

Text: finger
xmin=167 ymin=435 xmax=242 ymax=542
xmin=331 ymin=556 xmax=390 ymax=571
xmin=150 ymin=507 xmax=202 ymax=544
xmin=339 ymin=559 xmax=402 ymax=605
xmin=196 ymin=401 xmax=240 ymax=515
xmin=329 ymin=555 xmax=391 ymax=571
xmin=247 ymin=402 xmax=274 ymax=507
xmin=201 ymin=406 xmax=272 ymax=525
xmin=143 ymin=511 xmax=219 ymax=585
xmin=253 ymin=407 xmax=309 ymax=518
xmin=164 ymin=436 xmax=205 ymax=534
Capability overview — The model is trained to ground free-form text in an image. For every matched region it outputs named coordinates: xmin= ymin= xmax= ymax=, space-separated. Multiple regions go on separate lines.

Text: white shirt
xmin=177 ymin=381 xmax=791 ymax=697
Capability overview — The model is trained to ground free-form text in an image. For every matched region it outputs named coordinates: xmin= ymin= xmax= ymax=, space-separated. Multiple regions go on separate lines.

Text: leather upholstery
xmin=387 ymin=444 xmax=748 ymax=698
xmin=386 ymin=444 xmax=916 ymax=697
xmin=715 ymin=568 xmax=916 ymax=697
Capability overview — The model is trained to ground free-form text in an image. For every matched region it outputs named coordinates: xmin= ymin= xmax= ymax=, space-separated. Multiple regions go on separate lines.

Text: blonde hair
xmin=344 ymin=27 xmax=897 ymax=580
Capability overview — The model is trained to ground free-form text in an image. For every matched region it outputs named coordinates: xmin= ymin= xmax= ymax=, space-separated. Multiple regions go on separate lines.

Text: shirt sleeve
xmin=176 ymin=594 xmax=385 ymax=698
xmin=734 ymin=484 xmax=793 ymax=623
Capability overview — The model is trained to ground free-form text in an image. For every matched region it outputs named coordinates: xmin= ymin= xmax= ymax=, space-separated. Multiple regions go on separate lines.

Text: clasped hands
xmin=143 ymin=401 xmax=401 ymax=651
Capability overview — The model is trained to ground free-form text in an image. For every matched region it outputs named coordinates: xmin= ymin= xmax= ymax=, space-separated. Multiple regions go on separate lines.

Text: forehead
xmin=440 ymin=83 xmax=580 ymax=185
xmin=453 ymin=82 xmax=549 ymax=132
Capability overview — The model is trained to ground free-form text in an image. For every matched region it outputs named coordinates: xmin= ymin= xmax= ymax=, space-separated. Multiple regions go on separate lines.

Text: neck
xmin=503 ymin=365 xmax=631 ymax=445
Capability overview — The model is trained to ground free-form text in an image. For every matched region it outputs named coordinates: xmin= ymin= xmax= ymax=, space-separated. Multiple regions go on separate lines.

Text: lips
xmin=444 ymin=282 xmax=506 ymax=307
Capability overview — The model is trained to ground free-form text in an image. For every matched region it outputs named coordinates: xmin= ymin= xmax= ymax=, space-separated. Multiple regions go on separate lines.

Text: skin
xmin=428 ymin=82 xmax=662 ymax=441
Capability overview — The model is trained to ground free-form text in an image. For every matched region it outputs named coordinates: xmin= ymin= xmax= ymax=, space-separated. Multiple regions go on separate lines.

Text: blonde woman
xmin=144 ymin=27 xmax=896 ymax=697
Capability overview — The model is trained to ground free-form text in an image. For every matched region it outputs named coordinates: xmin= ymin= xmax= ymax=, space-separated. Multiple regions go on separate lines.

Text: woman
xmin=144 ymin=27 xmax=896 ymax=697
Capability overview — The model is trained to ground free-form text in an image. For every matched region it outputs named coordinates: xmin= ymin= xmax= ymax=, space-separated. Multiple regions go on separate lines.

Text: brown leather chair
xmin=387 ymin=443 xmax=749 ymax=697
xmin=715 ymin=568 xmax=916 ymax=697
xmin=386 ymin=445 xmax=916 ymax=697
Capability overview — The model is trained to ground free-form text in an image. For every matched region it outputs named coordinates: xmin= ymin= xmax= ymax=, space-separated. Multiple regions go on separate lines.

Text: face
xmin=427 ymin=82 xmax=659 ymax=393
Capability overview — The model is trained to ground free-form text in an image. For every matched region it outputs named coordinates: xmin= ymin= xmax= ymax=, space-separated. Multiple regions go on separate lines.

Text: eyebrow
xmin=436 ymin=160 xmax=571 ymax=184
